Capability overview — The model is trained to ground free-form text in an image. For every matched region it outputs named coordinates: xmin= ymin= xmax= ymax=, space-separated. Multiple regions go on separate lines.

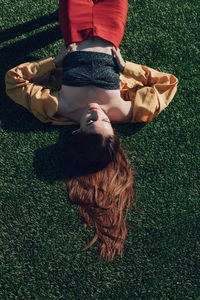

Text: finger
xmin=65 ymin=43 xmax=77 ymax=54
xmin=66 ymin=44 xmax=74 ymax=54
xmin=70 ymin=43 xmax=77 ymax=50
xmin=111 ymin=47 xmax=117 ymax=57
xmin=69 ymin=43 xmax=75 ymax=49
xmin=117 ymin=47 xmax=121 ymax=54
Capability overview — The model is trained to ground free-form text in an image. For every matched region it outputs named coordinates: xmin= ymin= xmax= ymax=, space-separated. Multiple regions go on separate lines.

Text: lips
xmin=88 ymin=105 xmax=99 ymax=111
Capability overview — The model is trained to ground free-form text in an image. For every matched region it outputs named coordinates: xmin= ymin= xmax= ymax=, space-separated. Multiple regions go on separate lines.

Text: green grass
xmin=0 ymin=0 xmax=199 ymax=299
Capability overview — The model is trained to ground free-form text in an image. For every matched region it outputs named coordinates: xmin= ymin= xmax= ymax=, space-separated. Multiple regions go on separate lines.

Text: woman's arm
xmin=5 ymin=57 xmax=56 ymax=112
xmin=112 ymin=47 xmax=178 ymax=122
xmin=122 ymin=62 xmax=178 ymax=122
xmin=5 ymin=44 xmax=76 ymax=123
xmin=5 ymin=44 xmax=76 ymax=109
xmin=53 ymin=43 xmax=77 ymax=67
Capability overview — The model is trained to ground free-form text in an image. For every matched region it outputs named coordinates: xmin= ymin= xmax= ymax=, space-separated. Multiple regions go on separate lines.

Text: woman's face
xmin=80 ymin=103 xmax=114 ymax=136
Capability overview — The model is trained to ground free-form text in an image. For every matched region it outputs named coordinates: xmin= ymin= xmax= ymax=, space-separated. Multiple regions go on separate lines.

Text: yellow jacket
xmin=5 ymin=57 xmax=178 ymax=125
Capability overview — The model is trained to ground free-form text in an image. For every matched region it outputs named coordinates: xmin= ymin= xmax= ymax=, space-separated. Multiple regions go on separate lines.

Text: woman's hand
xmin=53 ymin=43 xmax=77 ymax=67
xmin=111 ymin=47 xmax=126 ymax=72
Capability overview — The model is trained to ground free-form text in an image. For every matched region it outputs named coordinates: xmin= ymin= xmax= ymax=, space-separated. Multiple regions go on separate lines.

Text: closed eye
xmin=102 ymin=118 xmax=111 ymax=123
xmin=87 ymin=119 xmax=95 ymax=125
xmin=87 ymin=118 xmax=110 ymax=126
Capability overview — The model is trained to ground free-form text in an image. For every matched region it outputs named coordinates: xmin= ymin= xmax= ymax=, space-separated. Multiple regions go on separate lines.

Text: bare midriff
xmin=57 ymin=37 xmax=132 ymax=123
xmin=74 ymin=36 xmax=114 ymax=54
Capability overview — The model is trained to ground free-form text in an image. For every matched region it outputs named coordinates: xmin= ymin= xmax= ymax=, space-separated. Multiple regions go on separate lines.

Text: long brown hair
xmin=66 ymin=131 xmax=135 ymax=261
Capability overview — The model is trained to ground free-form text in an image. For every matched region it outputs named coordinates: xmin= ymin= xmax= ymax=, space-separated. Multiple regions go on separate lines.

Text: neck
xmin=57 ymin=89 xmax=133 ymax=123
xmin=67 ymin=106 xmax=88 ymax=123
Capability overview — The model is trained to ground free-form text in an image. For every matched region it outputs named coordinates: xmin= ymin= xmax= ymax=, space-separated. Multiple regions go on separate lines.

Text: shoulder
xmin=106 ymin=95 xmax=134 ymax=123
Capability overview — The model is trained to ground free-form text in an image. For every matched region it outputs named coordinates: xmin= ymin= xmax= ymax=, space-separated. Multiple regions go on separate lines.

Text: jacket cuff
xmin=122 ymin=61 xmax=146 ymax=79
xmin=38 ymin=57 xmax=56 ymax=73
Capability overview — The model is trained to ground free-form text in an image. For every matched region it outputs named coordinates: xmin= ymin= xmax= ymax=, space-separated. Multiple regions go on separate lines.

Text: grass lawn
xmin=0 ymin=0 xmax=199 ymax=299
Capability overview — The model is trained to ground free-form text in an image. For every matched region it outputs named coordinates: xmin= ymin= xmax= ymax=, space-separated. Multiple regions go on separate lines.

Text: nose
xmin=91 ymin=110 xmax=100 ymax=120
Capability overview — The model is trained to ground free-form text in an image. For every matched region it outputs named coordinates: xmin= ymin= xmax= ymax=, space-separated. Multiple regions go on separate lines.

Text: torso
xmin=57 ymin=37 xmax=133 ymax=123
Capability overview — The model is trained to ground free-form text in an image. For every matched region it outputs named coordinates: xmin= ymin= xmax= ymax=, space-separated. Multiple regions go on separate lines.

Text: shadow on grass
xmin=0 ymin=10 xmax=60 ymax=71
xmin=0 ymin=10 xmax=62 ymax=132
xmin=33 ymin=129 xmax=72 ymax=183
xmin=1 ymin=25 xmax=61 ymax=66
xmin=0 ymin=11 xmax=58 ymax=44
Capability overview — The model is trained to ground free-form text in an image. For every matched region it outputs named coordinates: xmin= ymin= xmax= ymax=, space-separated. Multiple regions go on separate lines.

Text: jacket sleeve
xmin=122 ymin=61 xmax=178 ymax=122
xmin=5 ymin=58 xmax=59 ymax=123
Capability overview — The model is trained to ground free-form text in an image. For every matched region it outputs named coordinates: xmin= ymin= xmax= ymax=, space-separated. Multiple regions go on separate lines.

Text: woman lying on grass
xmin=5 ymin=0 xmax=178 ymax=261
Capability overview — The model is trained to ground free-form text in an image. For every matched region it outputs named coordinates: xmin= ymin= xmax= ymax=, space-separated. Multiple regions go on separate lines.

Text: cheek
xmin=80 ymin=118 xmax=88 ymax=131
xmin=80 ymin=114 xmax=86 ymax=126
xmin=103 ymin=124 xmax=114 ymax=135
xmin=80 ymin=122 xmax=86 ymax=130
